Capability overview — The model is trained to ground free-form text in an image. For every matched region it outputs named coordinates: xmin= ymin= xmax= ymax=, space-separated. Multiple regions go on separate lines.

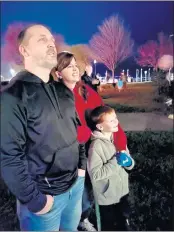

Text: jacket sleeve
xmin=113 ymin=123 xmax=127 ymax=151
xmin=77 ymin=125 xmax=91 ymax=144
xmin=85 ymin=85 xmax=104 ymax=108
xmin=75 ymin=111 xmax=87 ymax=170
xmin=87 ymin=143 xmax=121 ymax=181
xmin=78 ymin=143 xmax=87 ymax=170
xmin=0 ymin=94 xmax=47 ymax=213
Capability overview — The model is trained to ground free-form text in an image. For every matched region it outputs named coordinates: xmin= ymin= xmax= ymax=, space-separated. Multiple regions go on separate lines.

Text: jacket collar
xmin=14 ymin=70 xmax=54 ymax=84
xmin=91 ymin=130 xmax=114 ymax=142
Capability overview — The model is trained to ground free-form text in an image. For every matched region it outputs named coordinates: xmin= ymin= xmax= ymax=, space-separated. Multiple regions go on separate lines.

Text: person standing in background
xmin=81 ymin=65 xmax=100 ymax=92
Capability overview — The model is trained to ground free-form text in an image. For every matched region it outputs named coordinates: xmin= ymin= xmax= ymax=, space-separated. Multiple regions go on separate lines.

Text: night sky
xmin=1 ymin=1 xmax=174 ymax=75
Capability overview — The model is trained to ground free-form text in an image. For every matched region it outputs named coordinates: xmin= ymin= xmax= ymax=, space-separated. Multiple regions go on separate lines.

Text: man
xmin=1 ymin=24 xmax=86 ymax=231
xmin=158 ymin=55 xmax=174 ymax=119
xmin=81 ymin=65 xmax=100 ymax=92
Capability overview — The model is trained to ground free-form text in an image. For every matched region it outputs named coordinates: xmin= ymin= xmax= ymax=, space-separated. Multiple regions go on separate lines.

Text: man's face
xmin=23 ymin=25 xmax=57 ymax=69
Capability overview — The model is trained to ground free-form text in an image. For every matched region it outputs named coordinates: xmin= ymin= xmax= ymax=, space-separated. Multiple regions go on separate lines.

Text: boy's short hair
xmin=87 ymin=105 xmax=115 ymax=131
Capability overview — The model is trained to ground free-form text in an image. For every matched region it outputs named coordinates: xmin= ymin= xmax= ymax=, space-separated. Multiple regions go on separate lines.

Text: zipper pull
xmin=45 ymin=177 xmax=51 ymax=188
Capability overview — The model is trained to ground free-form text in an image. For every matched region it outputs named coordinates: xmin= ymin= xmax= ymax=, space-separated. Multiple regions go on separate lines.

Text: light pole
xmin=140 ymin=68 xmax=143 ymax=82
xmin=1 ymin=75 xmax=5 ymax=82
xmin=94 ymin=60 xmax=97 ymax=76
xmin=169 ymin=34 xmax=174 ymax=42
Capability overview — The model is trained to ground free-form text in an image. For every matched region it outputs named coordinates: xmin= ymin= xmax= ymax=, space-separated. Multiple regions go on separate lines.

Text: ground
xmin=117 ymin=112 xmax=173 ymax=131
xmin=99 ymin=82 xmax=163 ymax=112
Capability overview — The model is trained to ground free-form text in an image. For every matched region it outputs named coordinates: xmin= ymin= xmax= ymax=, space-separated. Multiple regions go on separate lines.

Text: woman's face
xmin=60 ymin=58 xmax=80 ymax=84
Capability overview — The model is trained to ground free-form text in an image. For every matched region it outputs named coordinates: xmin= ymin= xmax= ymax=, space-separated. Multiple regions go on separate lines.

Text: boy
xmin=87 ymin=105 xmax=135 ymax=231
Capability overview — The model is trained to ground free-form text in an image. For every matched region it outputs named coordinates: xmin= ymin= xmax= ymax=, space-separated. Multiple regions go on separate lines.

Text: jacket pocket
xmin=45 ymin=140 xmax=79 ymax=176
xmin=103 ymin=179 xmax=113 ymax=198
xmin=103 ymin=177 xmax=122 ymax=199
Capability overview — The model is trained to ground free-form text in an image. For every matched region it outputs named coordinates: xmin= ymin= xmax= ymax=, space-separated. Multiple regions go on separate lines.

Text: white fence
xmin=99 ymin=76 xmax=152 ymax=85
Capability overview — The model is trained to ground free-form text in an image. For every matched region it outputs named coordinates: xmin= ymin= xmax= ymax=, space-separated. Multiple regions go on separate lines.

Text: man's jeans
xmin=17 ymin=176 xmax=85 ymax=231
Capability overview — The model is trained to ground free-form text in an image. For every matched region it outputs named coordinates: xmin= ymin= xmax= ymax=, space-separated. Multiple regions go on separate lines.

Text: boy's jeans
xmin=17 ymin=176 xmax=85 ymax=231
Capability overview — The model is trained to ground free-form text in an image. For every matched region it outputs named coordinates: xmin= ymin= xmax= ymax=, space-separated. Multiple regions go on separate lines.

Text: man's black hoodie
xmin=0 ymin=71 xmax=86 ymax=213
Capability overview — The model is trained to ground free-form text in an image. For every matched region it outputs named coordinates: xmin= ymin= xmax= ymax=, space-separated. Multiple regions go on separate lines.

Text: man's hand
xmin=35 ymin=195 xmax=54 ymax=215
xmin=78 ymin=169 xmax=86 ymax=177
xmin=92 ymin=79 xmax=100 ymax=85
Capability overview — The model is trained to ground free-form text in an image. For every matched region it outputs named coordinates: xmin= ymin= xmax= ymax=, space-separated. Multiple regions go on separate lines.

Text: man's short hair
xmin=17 ymin=24 xmax=51 ymax=46
xmin=17 ymin=26 xmax=31 ymax=46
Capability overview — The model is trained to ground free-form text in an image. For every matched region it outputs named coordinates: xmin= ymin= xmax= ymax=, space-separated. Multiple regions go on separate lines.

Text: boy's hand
xmin=116 ymin=152 xmax=132 ymax=167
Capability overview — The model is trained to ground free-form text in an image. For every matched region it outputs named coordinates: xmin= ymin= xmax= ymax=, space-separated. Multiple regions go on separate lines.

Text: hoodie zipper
xmin=45 ymin=177 xmax=51 ymax=188
xmin=41 ymin=83 xmax=62 ymax=119
xmin=50 ymin=83 xmax=63 ymax=118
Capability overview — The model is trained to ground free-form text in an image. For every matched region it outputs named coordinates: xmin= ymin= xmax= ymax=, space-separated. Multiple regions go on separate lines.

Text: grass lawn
xmin=98 ymin=82 xmax=163 ymax=112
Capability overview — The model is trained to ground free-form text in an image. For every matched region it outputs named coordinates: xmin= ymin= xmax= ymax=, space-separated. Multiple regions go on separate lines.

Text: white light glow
xmin=10 ymin=68 xmax=16 ymax=76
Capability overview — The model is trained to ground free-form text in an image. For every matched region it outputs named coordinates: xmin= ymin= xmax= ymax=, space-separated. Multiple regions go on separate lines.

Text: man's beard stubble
xmin=37 ymin=55 xmax=57 ymax=70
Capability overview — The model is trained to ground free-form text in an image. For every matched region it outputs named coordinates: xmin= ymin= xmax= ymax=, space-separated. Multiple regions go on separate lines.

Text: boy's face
xmin=96 ymin=111 xmax=119 ymax=133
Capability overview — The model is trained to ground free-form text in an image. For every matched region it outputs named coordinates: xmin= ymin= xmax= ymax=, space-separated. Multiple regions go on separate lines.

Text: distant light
xmin=10 ymin=68 xmax=16 ymax=76
xmin=1 ymin=74 xmax=12 ymax=82
xmin=1 ymin=75 xmax=5 ymax=81
xmin=94 ymin=60 xmax=97 ymax=64
xmin=170 ymin=34 xmax=174 ymax=37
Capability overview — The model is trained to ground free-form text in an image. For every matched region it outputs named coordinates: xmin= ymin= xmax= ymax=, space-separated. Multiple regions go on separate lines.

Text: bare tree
xmin=70 ymin=44 xmax=95 ymax=74
xmin=89 ymin=15 xmax=134 ymax=79
xmin=136 ymin=32 xmax=173 ymax=70
xmin=54 ymin=34 xmax=72 ymax=53
xmin=1 ymin=22 xmax=29 ymax=65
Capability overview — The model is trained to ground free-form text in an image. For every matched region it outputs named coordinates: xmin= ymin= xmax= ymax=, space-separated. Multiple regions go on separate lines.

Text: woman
xmin=52 ymin=51 xmax=128 ymax=231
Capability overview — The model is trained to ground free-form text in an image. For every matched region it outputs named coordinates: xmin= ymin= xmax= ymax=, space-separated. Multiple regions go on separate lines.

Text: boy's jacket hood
xmin=91 ymin=130 xmax=114 ymax=143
